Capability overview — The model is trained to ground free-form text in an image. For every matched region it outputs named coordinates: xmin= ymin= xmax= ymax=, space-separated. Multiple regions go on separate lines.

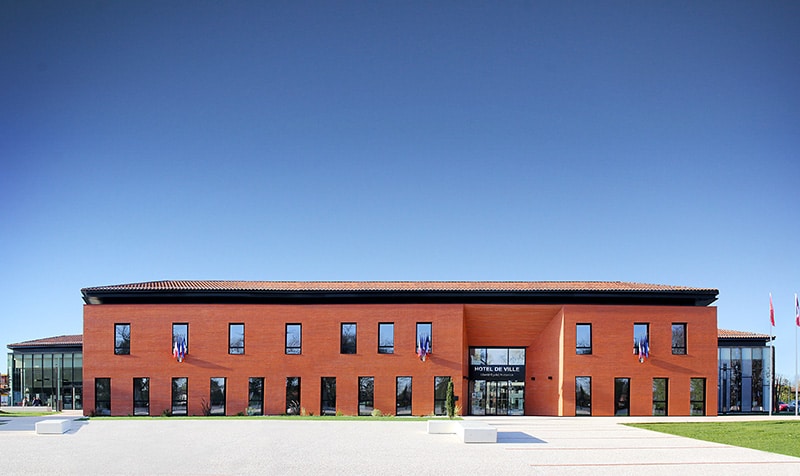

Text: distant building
xmin=6 ymin=335 xmax=83 ymax=410
xmin=81 ymin=280 xmax=720 ymax=417
xmin=717 ymin=329 xmax=772 ymax=414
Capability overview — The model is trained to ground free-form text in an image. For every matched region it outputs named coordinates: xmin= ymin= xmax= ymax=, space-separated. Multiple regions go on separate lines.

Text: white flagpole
xmin=769 ymin=293 xmax=774 ymax=416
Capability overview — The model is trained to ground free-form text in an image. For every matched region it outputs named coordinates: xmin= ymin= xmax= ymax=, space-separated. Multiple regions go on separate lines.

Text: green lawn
xmin=89 ymin=415 xmax=456 ymax=421
xmin=627 ymin=421 xmax=800 ymax=458
xmin=0 ymin=410 xmax=57 ymax=417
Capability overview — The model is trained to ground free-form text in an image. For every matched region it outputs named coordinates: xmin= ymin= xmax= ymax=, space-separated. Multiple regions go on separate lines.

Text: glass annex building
xmin=717 ymin=329 xmax=772 ymax=414
xmin=7 ymin=335 xmax=83 ymax=410
xmin=81 ymin=280 xmax=721 ymax=417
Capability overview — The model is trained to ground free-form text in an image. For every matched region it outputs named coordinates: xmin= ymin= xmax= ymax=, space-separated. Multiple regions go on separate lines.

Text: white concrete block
xmin=456 ymin=421 xmax=496 ymax=443
xmin=426 ymin=420 xmax=457 ymax=434
xmin=35 ymin=419 xmax=70 ymax=434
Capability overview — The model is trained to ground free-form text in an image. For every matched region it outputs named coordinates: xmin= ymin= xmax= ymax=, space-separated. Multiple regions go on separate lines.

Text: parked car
xmin=787 ymin=400 xmax=798 ymax=413
xmin=778 ymin=401 xmax=789 ymax=412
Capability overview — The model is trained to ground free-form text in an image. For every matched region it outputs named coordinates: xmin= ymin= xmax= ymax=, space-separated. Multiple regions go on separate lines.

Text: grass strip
xmin=88 ymin=415 xmax=458 ymax=421
xmin=627 ymin=421 xmax=800 ymax=458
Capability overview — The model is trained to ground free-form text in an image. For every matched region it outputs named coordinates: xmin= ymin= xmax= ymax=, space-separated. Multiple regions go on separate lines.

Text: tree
xmin=446 ymin=379 xmax=455 ymax=418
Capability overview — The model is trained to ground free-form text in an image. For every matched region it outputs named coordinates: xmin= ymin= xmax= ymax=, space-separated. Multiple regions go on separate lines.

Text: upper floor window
xmin=378 ymin=323 xmax=394 ymax=354
xmin=633 ymin=323 xmax=649 ymax=360
xmin=114 ymin=323 xmax=130 ymax=355
xmin=416 ymin=322 xmax=432 ymax=361
xmin=172 ymin=323 xmax=188 ymax=362
xmin=672 ymin=323 xmax=687 ymax=355
xmin=576 ymin=323 xmax=591 ymax=355
xmin=340 ymin=323 xmax=357 ymax=354
xmin=229 ymin=323 xmax=245 ymax=355
xmin=286 ymin=324 xmax=301 ymax=355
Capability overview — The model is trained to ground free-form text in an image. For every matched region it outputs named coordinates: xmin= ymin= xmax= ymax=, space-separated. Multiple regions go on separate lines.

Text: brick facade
xmin=82 ymin=281 xmax=718 ymax=417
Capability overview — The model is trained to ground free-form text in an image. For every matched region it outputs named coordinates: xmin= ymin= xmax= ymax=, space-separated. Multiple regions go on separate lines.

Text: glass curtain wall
xmin=9 ymin=351 xmax=83 ymax=409
xmin=718 ymin=346 xmax=769 ymax=413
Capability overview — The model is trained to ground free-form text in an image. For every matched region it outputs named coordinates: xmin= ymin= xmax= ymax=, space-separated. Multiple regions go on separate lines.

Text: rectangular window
xmin=690 ymin=378 xmax=706 ymax=416
xmin=575 ymin=376 xmax=591 ymax=416
xmin=286 ymin=377 xmax=301 ymax=414
xmin=576 ymin=323 xmax=592 ymax=355
xmin=653 ymin=378 xmax=668 ymax=416
xmin=340 ymin=323 xmax=357 ymax=354
xmin=396 ymin=376 xmax=412 ymax=416
xmin=172 ymin=377 xmax=188 ymax=416
xmin=229 ymin=323 xmax=245 ymax=355
xmin=321 ymin=377 xmax=336 ymax=415
xmin=248 ymin=377 xmax=264 ymax=416
xmin=434 ymin=376 xmax=451 ymax=416
xmin=614 ymin=378 xmax=630 ymax=416
xmin=95 ymin=378 xmax=111 ymax=416
xmin=633 ymin=323 xmax=649 ymax=357
xmin=210 ymin=377 xmax=226 ymax=415
xmin=358 ymin=377 xmax=374 ymax=416
xmin=378 ymin=323 xmax=394 ymax=354
xmin=173 ymin=323 xmax=188 ymax=360
xmin=416 ymin=323 xmax=432 ymax=360
xmin=286 ymin=324 xmax=301 ymax=355
xmin=133 ymin=377 xmax=149 ymax=416
xmin=672 ymin=323 xmax=687 ymax=355
xmin=114 ymin=323 xmax=130 ymax=355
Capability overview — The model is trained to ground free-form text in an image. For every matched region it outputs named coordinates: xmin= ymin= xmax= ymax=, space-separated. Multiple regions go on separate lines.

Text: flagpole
xmin=769 ymin=293 xmax=774 ymax=416
xmin=795 ymin=293 xmax=798 ymax=417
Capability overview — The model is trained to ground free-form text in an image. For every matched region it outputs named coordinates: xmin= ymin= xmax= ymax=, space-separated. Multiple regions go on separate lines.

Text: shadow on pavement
xmin=497 ymin=431 xmax=546 ymax=443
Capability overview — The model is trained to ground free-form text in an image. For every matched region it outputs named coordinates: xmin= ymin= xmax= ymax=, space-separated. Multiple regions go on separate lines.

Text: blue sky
xmin=2 ymin=2 xmax=799 ymax=378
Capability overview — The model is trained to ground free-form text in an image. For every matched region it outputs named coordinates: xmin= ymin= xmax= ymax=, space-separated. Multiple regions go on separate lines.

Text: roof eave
xmin=81 ymin=288 xmax=718 ymax=306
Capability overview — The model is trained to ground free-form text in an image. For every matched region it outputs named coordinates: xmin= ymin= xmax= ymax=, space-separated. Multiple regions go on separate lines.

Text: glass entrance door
xmin=471 ymin=380 xmax=522 ymax=415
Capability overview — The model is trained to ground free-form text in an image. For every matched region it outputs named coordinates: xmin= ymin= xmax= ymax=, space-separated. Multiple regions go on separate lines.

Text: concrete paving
xmin=1 ymin=413 xmax=799 ymax=475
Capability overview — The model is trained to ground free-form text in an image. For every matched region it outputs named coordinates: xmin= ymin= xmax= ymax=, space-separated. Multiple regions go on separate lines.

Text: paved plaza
xmin=2 ymin=412 xmax=799 ymax=475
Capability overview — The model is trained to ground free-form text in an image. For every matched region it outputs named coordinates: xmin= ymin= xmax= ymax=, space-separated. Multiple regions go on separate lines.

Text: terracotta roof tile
xmin=717 ymin=329 xmax=771 ymax=339
xmin=8 ymin=334 xmax=83 ymax=348
xmin=83 ymin=280 xmax=715 ymax=293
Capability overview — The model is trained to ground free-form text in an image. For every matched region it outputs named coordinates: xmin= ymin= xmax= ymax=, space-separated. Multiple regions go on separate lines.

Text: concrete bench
xmin=35 ymin=419 xmax=70 ymax=434
xmin=427 ymin=420 xmax=497 ymax=443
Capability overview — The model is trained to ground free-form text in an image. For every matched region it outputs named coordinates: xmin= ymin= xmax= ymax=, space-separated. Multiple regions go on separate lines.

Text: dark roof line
xmin=82 ymin=280 xmax=719 ymax=306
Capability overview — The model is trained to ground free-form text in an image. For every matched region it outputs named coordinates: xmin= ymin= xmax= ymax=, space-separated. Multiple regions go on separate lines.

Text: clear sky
xmin=2 ymin=2 xmax=799 ymax=378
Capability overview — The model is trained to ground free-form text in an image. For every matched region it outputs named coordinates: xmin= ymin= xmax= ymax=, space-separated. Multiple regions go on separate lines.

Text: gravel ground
xmin=2 ymin=413 xmax=799 ymax=475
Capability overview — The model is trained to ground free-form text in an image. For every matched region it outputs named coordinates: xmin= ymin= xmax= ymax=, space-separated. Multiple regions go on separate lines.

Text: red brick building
xmin=81 ymin=281 xmax=718 ymax=417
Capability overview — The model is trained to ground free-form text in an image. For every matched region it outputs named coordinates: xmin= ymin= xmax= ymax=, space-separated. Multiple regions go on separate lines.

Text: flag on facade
xmin=174 ymin=336 xmax=187 ymax=362
xmin=770 ymin=293 xmax=775 ymax=327
xmin=638 ymin=334 xmax=649 ymax=363
xmin=795 ymin=293 xmax=799 ymax=327
xmin=418 ymin=335 xmax=431 ymax=361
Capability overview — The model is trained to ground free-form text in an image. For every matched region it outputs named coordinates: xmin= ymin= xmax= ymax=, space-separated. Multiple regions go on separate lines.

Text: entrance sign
xmin=470 ymin=365 xmax=525 ymax=381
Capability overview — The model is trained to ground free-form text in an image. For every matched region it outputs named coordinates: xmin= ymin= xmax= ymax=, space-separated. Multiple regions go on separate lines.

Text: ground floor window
xmin=94 ymin=378 xmax=111 ymax=416
xmin=321 ymin=377 xmax=336 ymax=415
xmin=575 ymin=376 xmax=591 ymax=416
xmin=434 ymin=377 xmax=451 ymax=416
xmin=614 ymin=378 xmax=630 ymax=416
xmin=133 ymin=377 xmax=149 ymax=416
xmin=690 ymin=378 xmax=706 ymax=416
xmin=359 ymin=377 xmax=374 ymax=416
xmin=396 ymin=376 xmax=412 ymax=416
xmin=286 ymin=377 xmax=300 ymax=414
xmin=248 ymin=377 xmax=264 ymax=415
xmin=652 ymin=378 xmax=668 ymax=416
xmin=209 ymin=377 xmax=226 ymax=415
xmin=172 ymin=377 xmax=188 ymax=416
